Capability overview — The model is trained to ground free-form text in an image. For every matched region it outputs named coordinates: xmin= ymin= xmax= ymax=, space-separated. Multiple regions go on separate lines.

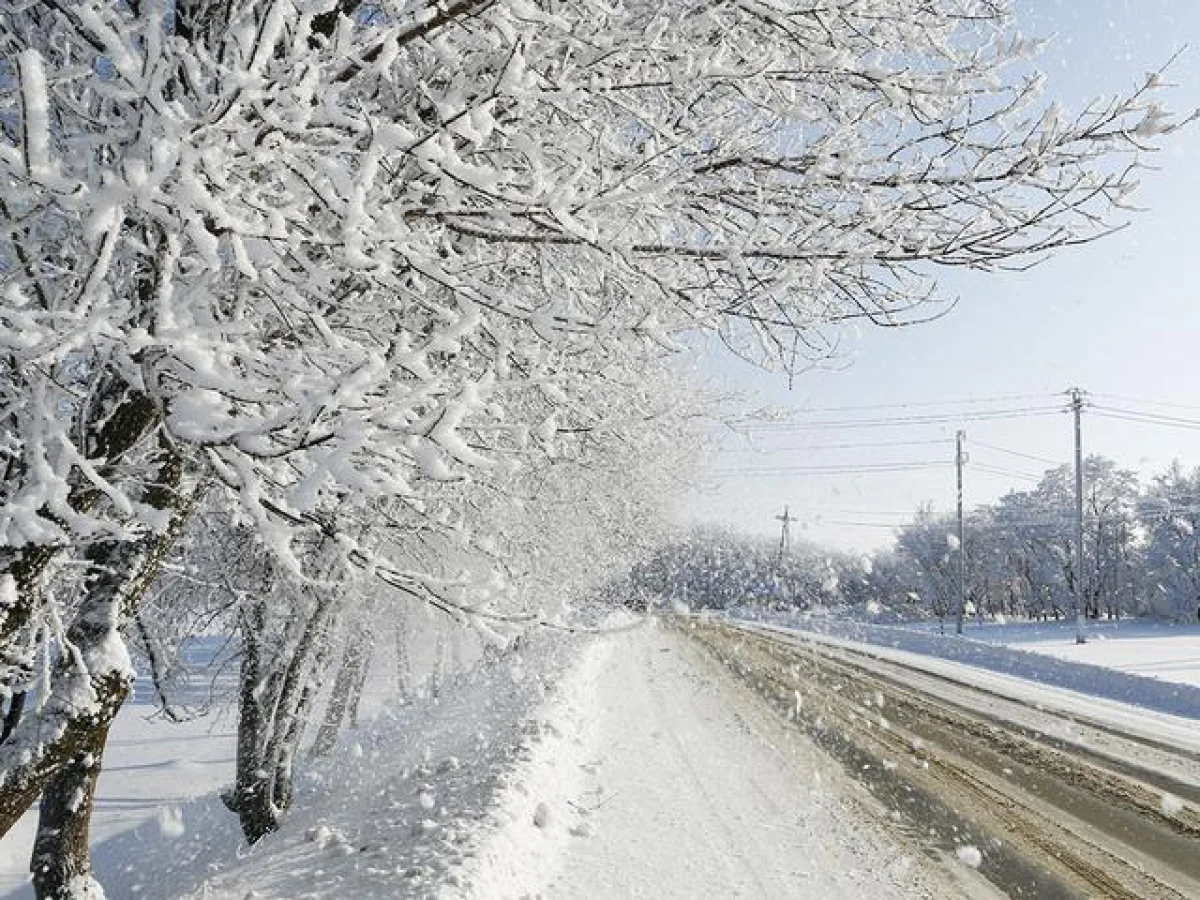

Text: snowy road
xmin=692 ymin=620 xmax=1200 ymax=900
xmin=539 ymin=626 xmax=967 ymax=900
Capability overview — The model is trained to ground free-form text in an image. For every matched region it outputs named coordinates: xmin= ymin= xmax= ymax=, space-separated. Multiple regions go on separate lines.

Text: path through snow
xmin=490 ymin=624 xmax=961 ymax=899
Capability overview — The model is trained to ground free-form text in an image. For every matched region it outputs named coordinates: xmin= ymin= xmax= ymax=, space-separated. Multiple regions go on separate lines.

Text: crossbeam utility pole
xmin=774 ymin=506 xmax=794 ymax=607
xmin=956 ymin=430 xmax=967 ymax=635
xmin=1070 ymin=388 xmax=1087 ymax=645
xmin=775 ymin=506 xmax=793 ymax=569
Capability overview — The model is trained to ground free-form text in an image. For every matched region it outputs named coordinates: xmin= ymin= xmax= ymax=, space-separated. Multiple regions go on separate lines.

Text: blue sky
xmin=684 ymin=2 xmax=1200 ymax=552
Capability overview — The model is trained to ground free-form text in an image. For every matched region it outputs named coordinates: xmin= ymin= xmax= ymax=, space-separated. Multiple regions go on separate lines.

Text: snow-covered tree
xmin=1142 ymin=462 xmax=1200 ymax=621
xmin=895 ymin=504 xmax=959 ymax=626
xmin=881 ymin=456 xmax=1151 ymax=624
xmin=1021 ymin=459 xmax=1140 ymax=620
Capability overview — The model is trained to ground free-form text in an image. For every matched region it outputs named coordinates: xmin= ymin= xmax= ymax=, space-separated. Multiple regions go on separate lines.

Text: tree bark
xmin=347 ymin=634 xmax=372 ymax=730
xmin=0 ymin=390 xmax=159 ymax=669
xmin=310 ymin=625 xmax=373 ymax=758
xmin=30 ymin=718 xmax=117 ymax=900
xmin=11 ymin=540 xmax=141 ymax=894
xmin=227 ymin=601 xmax=277 ymax=844
xmin=430 ymin=624 xmax=446 ymax=699
xmin=394 ymin=605 xmax=413 ymax=703
xmin=226 ymin=582 xmax=339 ymax=843
xmin=3 ymin=442 xmax=193 ymax=900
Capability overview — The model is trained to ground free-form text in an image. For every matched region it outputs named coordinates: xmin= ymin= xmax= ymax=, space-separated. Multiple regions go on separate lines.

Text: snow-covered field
xmin=954 ymin=618 xmax=1200 ymax=689
xmin=0 ymin=706 xmax=236 ymax=899
xmin=1 ymin=632 xmax=579 ymax=900
xmin=0 ymin=642 xmax=239 ymax=899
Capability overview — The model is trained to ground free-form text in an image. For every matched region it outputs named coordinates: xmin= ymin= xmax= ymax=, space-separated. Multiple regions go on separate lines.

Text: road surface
xmin=688 ymin=619 xmax=1200 ymax=900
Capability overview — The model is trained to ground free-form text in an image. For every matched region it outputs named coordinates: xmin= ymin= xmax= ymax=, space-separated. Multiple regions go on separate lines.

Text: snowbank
xmin=737 ymin=611 xmax=1200 ymax=720
xmin=439 ymin=637 xmax=611 ymax=899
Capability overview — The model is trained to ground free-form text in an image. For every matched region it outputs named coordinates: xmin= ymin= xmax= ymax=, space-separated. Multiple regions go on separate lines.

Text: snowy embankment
xmin=0 ymin=630 xmax=590 ymax=900
xmin=90 ymin=635 xmax=593 ymax=900
xmin=939 ymin=618 xmax=1200 ymax=689
xmin=436 ymin=636 xmax=611 ymax=899
xmin=445 ymin=621 xmax=957 ymax=900
xmin=724 ymin=611 xmax=1200 ymax=765
xmin=734 ymin=611 xmax=1200 ymax=720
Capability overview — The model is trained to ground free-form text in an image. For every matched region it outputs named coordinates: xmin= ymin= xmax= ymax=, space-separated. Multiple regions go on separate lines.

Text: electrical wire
xmin=970 ymin=462 xmax=1043 ymax=481
xmin=753 ymin=392 xmax=1058 ymax=415
xmin=812 ymin=520 xmax=905 ymax=529
xmin=724 ymin=437 xmax=955 ymax=453
xmin=713 ymin=461 xmax=951 ymax=477
xmin=790 ymin=507 xmax=925 ymax=518
xmin=969 ymin=439 xmax=1061 ymax=467
xmin=1091 ymin=392 xmax=1200 ymax=414
xmin=739 ymin=406 xmax=1063 ymax=432
xmin=1089 ymin=405 xmax=1200 ymax=431
xmin=713 ymin=389 xmax=1200 ymax=538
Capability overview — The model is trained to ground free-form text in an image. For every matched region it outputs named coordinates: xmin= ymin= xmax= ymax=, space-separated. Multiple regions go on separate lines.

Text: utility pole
xmin=956 ymin=430 xmax=967 ymax=636
xmin=775 ymin=506 xmax=793 ymax=607
xmin=775 ymin=506 xmax=793 ymax=569
xmin=1070 ymin=388 xmax=1087 ymax=644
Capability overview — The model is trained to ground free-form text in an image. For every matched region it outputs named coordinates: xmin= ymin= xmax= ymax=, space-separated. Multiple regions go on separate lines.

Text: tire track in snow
xmin=694 ymin=619 xmax=1200 ymax=900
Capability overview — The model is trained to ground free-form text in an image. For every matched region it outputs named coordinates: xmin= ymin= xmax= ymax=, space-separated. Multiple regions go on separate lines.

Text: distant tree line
xmin=629 ymin=457 xmax=1200 ymax=624
xmin=618 ymin=527 xmax=847 ymax=612
xmin=877 ymin=456 xmax=1200 ymax=624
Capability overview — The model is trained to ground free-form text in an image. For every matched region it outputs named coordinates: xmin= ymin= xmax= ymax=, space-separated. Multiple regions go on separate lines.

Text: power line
xmin=714 ymin=461 xmax=951 ymax=477
xmin=1091 ymin=392 xmax=1200 ymax=414
xmin=818 ymin=505 xmax=1200 ymax=530
xmin=971 ymin=462 xmax=1043 ymax=481
xmin=1089 ymin=405 xmax=1200 ymax=431
xmin=739 ymin=406 xmax=1063 ymax=432
xmin=716 ymin=386 xmax=1200 ymax=547
xmin=813 ymin=519 xmax=906 ymax=530
xmin=970 ymin=439 xmax=1061 ymax=467
xmin=794 ymin=507 xmax=925 ymax=518
xmin=798 ymin=503 xmax=1200 ymax=532
xmin=752 ymin=392 xmax=1057 ymax=415
xmin=812 ymin=511 xmax=1119 ymax=530
xmin=724 ymin=437 xmax=955 ymax=453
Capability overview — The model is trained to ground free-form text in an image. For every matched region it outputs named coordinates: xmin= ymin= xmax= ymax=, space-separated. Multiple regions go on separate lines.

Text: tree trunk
xmin=0 ymin=529 xmax=172 ymax=839
xmin=347 ymin=635 xmax=372 ymax=730
xmin=0 ymin=390 xmax=160 ymax=693
xmin=310 ymin=625 xmax=373 ymax=758
xmin=310 ymin=651 xmax=357 ymax=758
xmin=6 ymin=573 xmax=134 ymax=894
xmin=5 ymin=444 xmax=193 ymax=900
xmin=30 ymin=718 xmax=116 ymax=900
xmin=226 ymin=600 xmax=276 ymax=845
xmin=394 ymin=605 xmax=412 ymax=703
xmin=227 ymin=583 xmax=339 ymax=843
xmin=430 ymin=624 xmax=446 ymax=698
xmin=0 ymin=663 xmax=130 ymax=841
